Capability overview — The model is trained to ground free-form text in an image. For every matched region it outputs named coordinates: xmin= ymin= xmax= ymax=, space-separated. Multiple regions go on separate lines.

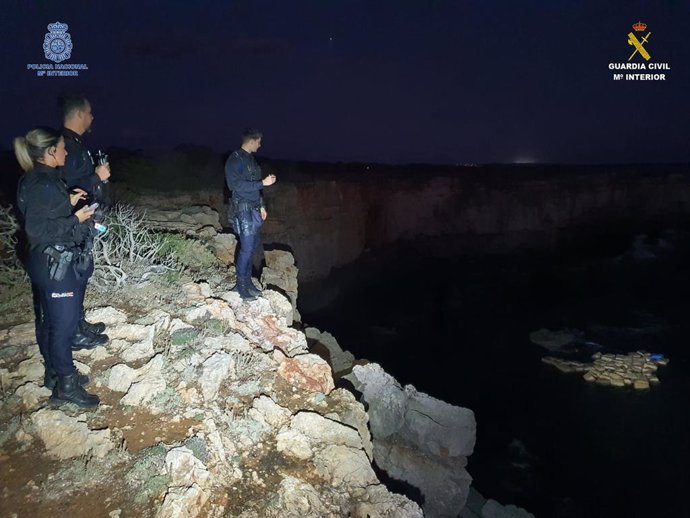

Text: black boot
xmin=51 ymin=372 xmax=99 ymax=408
xmin=72 ymin=331 xmax=109 ymax=350
xmin=80 ymin=318 xmax=106 ymax=335
xmin=246 ymin=277 xmax=262 ymax=297
xmin=233 ymin=277 xmax=257 ymax=301
xmin=44 ymin=368 xmax=90 ymax=390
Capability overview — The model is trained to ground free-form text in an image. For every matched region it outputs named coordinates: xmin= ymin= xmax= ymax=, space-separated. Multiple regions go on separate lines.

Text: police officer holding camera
xmin=59 ymin=95 xmax=110 ymax=348
xmin=14 ymin=127 xmax=100 ymax=408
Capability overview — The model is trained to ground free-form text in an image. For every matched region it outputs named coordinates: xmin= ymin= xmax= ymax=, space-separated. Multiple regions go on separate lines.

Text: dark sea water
xmin=300 ymin=231 xmax=690 ymax=517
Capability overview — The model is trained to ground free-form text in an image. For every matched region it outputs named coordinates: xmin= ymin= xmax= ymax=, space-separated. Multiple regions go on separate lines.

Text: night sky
xmin=1 ymin=0 xmax=688 ymax=164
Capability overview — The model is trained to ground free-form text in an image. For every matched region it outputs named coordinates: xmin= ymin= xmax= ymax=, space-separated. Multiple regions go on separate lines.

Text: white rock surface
xmin=156 ymin=485 xmax=209 ymax=518
xmin=107 ymin=363 xmax=138 ymax=392
xmin=16 ymin=357 xmax=44 ymax=385
xmin=347 ymin=363 xmax=477 ymax=518
xmin=86 ymin=306 xmax=127 ymax=326
xmin=120 ymin=355 xmax=167 ymax=407
xmin=200 ymin=352 xmax=235 ymax=402
xmin=248 ymin=395 xmax=292 ymax=429
xmin=14 ymin=382 xmax=51 ymax=409
xmin=165 ymin=446 xmax=210 ymax=487
xmin=31 ymin=408 xmax=115 ymax=459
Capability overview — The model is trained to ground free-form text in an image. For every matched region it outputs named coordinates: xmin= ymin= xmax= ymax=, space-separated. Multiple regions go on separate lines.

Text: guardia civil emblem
xmin=43 ymin=22 xmax=73 ymax=63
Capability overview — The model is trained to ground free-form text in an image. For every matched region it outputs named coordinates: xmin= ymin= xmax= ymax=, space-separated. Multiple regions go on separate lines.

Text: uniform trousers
xmin=28 ymin=248 xmax=80 ymax=376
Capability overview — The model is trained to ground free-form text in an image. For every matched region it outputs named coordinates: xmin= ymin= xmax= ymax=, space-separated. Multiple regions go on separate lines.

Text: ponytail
xmin=13 ymin=137 xmax=33 ymax=172
xmin=12 ymin=127 xmax=62 ymax=172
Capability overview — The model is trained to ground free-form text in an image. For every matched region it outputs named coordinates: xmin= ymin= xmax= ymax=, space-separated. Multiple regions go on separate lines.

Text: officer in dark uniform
xmin=14 ymin=127 xmax=100 ymax=407
xmin=224 ymin=129 xmax=276 ymax=300
xmin=59 ymin=95 xmax=110 ymax=348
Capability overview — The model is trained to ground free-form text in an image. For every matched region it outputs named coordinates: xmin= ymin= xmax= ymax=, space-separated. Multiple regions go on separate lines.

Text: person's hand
xmin=260 ymin=207 xmax=267 ymax=221
xmin=262 ymin=174 xmax=276 ymax=186
xmin=69 ymin=188 xmax=87 ymax=206
xmin=75 ymin=204 xmax=96 ymax=223
xmin=95 ymin=163 xmax=111 ymax=181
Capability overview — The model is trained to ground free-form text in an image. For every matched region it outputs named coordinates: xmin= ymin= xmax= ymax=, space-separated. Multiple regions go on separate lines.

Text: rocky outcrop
xmin=346 ymin=363 xmax=477 ymax=518
xmin=137 ymin=205 xmax=222 ymax=237
xmin=31 ymin=408 xmax=116 ymax=460
xmin=0 ymin=274 xmax=422 ymax=517
xmin=261 ymin=249 xmax=301 ymax=324
xmin=305 ymin=327 xmax=356 ymax=377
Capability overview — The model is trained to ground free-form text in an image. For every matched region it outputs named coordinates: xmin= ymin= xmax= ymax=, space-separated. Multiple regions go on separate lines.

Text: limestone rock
xmin=185 ymin=299 xmax=236 ymax=326
xmin=277 ymin=354 xmax=334 ymax=394
xmin=248 ymin=395 xmax=292 ymax=429
xmin=109 ymin=323 xmax=154 ymax=342
xmin=262 ymin=289 xmax=294 ymax=326
xmin=198 ymin=225 xmax=217 ymax=238
xmin=274 ymin=477 xmax=328 ymax=516
xmin=170 ymin=318 xmax=195 ymax=333
xmin=14 ymin=382 xmax=51 ymax=409
xmin=120 ymin=355 xmax=167 ymax=407
xmin=357 ymin=483 xmax=424 ymax=518
xmin=211 ymin=233 xmax=237 ymax=266
xmin=374 ymin=440 xmax=472 ymax=517
xmin=261 ymin=249 xmax=300 ymax=323
xmin=5 ymin=322 xmax=36 ymax=347
xmin=86 ymin=306 xmax=127 ymax=326
xmin=345 ymin=364 xmax=407 ymax=439
xmin=144 ymin=205 xmax=221 ymax=234
xmin=276 ymin=429 xmax=313 ymax=460
xmin=16 ymin=357 xmax=44 ymax=385
xmin=182 ymin=282 xmax=213 ymax=302
xmin=145 ymin=309 xmax=173 ymax=335
xmin=107 ymin=363 xmax=138 ymax=392
xmin=305 ymin=327 xmax=355 ymax=376
xmin=32 ymin=408 xmax=115 ymax=459
xmin=121 ymin=336 xmax=156 ymax=363
xmin=165 ymin=446 xmax=210 ymax=487
xmin=200 ymin=352 xmax=235 ymax=402
xmin=327 ymin=388 xmax=373 ymax=459
xmin=220 ymin=291 xmax=306 ymax=354
xmin=156 ymin=485 xmax=209 ymax=518
xmin=404 ymin=386 xmax=476 ymax=457
xmin=276 ymin=411 xmax=375 ymax=490
xmin=315 ymin=444 xmax=378 ymax=487
xmin=289 ymin=411 xmax=363 ymax=450
xmin=346 ymin=363 xmax=477 ymax=518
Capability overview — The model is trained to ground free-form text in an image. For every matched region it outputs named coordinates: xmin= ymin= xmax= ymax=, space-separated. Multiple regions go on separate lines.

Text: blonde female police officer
xmin=14 ymin=127 xmax=99 ymax=408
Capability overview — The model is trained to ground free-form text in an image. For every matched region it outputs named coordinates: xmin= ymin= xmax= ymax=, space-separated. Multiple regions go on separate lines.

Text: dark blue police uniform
xmin=225 ymin=148 xmax=265 ymax=281
xmin=18 ymin=164 xmax=88 ymax=377
xmin=60 ymin=127 xmax=103 ymax=325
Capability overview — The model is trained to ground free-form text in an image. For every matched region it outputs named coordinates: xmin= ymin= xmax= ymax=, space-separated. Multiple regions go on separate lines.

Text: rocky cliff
xmin=117 ymin=163 xmax=690 ymax=281
xmin=0 ymin=253 xmax=428 ymax=517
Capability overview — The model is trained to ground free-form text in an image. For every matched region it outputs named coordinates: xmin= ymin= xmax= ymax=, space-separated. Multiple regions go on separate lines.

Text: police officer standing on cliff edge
xmin=225 ymin=129 xmax=276 ymax=300
xmin=59 ymin=95 xmax=110 ymax=349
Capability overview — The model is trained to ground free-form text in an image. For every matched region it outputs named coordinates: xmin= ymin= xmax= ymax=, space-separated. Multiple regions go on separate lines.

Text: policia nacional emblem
xmin=43 ymin=22 xmax=73 ymax=63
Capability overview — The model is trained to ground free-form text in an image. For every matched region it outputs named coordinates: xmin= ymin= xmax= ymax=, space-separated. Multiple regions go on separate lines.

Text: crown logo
xmin=632 ymin=21 xmax=647 ymax=32
xmin=47 ymin=22 xmax=68 ymax=33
